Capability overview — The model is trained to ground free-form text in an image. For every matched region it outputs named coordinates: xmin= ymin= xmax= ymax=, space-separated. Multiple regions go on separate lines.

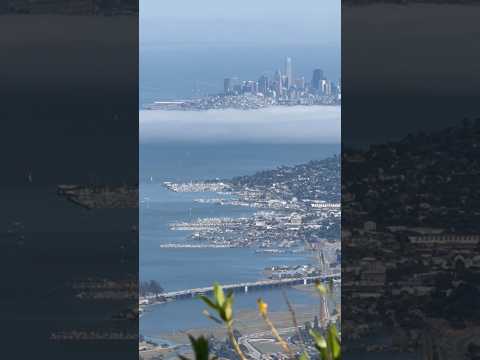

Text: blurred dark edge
xmin=0 ymin=1 xmax=139 ymax=359
xmin=343 ymin=0 xmax=480 ymax=5
xmin=342 ymin=1 xmax=480 ymax=358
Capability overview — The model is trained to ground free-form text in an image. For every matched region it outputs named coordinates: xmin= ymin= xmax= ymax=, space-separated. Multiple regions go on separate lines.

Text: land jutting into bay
xmin=163 ymin=156 xmax=340 ymax=252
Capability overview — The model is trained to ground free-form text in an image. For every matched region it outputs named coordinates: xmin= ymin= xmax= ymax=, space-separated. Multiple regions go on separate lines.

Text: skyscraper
xmin=243 ymin=80 xmax=257 ymax=94
xmin=224 ymin=78 xmax=232 ymax=94
xmin=230 ymin=77 xmax=241 ymax=95
xmin=321 ymin=79 xmax=331 ymax=96
xmin=285 ymin=57 xmax=293 ymax=89
xmin=274 ymin=69 xmax=283 ymax=97
xmin=295 ymin=77 xmax=305 ymax=91
xmin=312 ymin=69 xmax=325 ymax=91
xmin=258 ymin=75 xmax=269 ymax=95
xmin=281 ymin=75 xmax=288 ymax=89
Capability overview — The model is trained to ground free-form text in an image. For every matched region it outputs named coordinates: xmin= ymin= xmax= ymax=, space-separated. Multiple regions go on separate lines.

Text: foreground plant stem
xmin=282 ymin=290 xmax=307 ymax=354
xmin=226 ymin=322 xmax=247 ymax=360
xmin=260 ymin=311 xmax=294 ymax=358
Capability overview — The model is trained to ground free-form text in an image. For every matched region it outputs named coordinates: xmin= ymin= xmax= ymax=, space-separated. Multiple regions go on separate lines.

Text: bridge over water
xmin=157 ymin=273 xmax=340 ymax=301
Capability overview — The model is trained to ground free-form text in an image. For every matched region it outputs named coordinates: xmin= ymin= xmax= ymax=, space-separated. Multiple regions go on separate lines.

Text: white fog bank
xmin=140 ymin=106 xmax=340 ymax=144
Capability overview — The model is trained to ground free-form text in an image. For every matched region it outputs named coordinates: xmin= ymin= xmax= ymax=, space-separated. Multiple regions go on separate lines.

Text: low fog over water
xmin=140 ymin=106 xmax=341 ymax=144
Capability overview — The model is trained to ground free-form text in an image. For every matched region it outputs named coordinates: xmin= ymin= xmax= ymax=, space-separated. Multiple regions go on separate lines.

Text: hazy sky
xmin=140 ymin=0 xmax=341 ymax=102
xmin=141 ymin=0 xmax=340 ymax=46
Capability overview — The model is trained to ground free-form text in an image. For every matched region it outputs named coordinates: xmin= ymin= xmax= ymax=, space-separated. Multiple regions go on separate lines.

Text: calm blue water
xmin=141 ymin=287 xmax=340 ymax=344
xmin=140 ymin=143 xmax=340 ymax=183
xmin=140 ymin=185 xmax=322 ymax=291
xmin=139 ymin=143 xmax=340 ymax=337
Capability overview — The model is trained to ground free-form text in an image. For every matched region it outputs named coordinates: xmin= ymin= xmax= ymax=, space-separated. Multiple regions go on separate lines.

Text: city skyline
xmin=140 ymin=0 xmax=340 ymax=105
xmin=145 ymin=56 xmax=340 ymax=110
xmin=223 ymin=56 xmax=340 ymax=100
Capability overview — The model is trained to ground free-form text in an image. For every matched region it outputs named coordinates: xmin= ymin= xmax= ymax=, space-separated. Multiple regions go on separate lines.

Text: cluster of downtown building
xmin=146 ymin=57 xmax=340 ymax=110
xmin=223 ymin=57 xmax=341 ymax=104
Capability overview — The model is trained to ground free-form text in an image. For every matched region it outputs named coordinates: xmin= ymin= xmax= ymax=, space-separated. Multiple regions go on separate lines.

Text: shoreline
xmin=151 ymin=305 xmax=322 ymax=345
xmin=143 ymin=103 xmax=341 ymax=111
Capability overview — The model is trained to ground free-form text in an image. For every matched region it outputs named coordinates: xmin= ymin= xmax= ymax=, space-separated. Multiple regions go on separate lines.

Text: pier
xmin=152 ymin=273 xmax=340 ymax=301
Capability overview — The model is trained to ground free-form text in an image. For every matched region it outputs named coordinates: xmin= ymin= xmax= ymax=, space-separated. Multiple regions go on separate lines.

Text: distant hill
xmin=229 ymin=156 xmax=340 ymax=203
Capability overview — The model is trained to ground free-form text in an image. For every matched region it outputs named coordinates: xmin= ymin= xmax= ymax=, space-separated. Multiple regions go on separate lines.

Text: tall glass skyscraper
xmin=285 ymin=57 xmax=293 ymax=89
xmin=312 ymin=68 xmax=325 ymax=91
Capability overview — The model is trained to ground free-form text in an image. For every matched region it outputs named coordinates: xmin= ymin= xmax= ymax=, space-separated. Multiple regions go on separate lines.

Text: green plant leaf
xmin=188 ymin=335 xmax=211 ymax=360
xmin=213 ymin=283 xmax=225 ymax=307
xmin=299 ymin=351 xmax=310 ymax=360
xmin=309 ymin=329 xmax=329 ymax=360
xmin=326 ymin=325 xmax=341 ymax=360
xmin=223 ymin=294 xmax=234 ymax=323
xmin=198 ymin=295 xmax=218 ymax=311
xmin=309 ymin=329 xmax=327 ymax=349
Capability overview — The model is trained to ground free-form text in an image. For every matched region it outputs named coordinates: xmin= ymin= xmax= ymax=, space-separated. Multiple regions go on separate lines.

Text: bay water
xmin=139 ymin=143 xmax=340 ymax=338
